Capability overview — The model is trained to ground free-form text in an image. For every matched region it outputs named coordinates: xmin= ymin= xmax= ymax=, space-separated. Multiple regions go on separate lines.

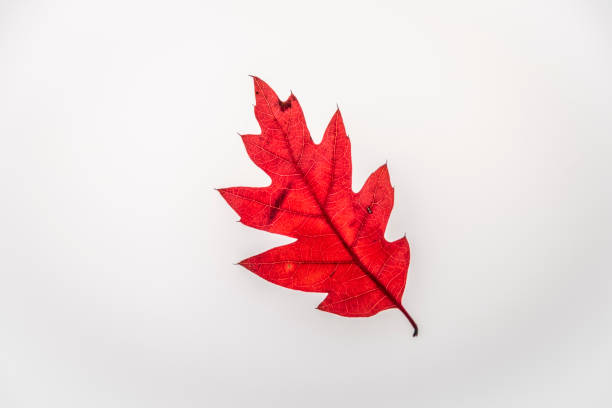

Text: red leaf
xmin=218 ymin=77 xmax=418 ymax=336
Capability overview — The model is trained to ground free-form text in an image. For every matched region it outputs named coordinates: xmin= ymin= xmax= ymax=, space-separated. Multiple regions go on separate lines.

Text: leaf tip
xmin=237 ymin=259 xmax=252 ymax=269
xmin=381 ymin=160 xmax=390 ymax=172
xmin=379 ymin=162 xmax=390 ymax=175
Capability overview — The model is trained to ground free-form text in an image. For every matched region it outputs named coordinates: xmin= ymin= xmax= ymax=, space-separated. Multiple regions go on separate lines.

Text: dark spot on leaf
xmin=278 ymin=98 xmax=292 ymax=111
xmin=366 ymin=206 xmax=372 ymax=214
xmin=269 ymin=185 xmax=291 ymax=221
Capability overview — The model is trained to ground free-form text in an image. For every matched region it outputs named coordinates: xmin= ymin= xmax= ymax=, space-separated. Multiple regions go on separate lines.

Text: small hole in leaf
xmin=366 ymin=206 xmax=372 ymax=214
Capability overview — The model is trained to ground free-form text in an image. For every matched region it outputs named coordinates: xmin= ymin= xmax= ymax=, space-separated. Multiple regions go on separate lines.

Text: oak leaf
xmin=218 ymin=77 xmax=418 ymax=336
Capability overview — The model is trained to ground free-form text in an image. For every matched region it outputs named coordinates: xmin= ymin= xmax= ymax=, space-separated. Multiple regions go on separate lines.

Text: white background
xmin=1 ymin=1 xmax=611 ymax=407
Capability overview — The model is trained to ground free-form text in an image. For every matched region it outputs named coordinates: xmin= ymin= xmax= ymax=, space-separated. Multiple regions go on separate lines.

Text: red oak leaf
xmin=218 ymin=77 xmax=418 ymax=336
